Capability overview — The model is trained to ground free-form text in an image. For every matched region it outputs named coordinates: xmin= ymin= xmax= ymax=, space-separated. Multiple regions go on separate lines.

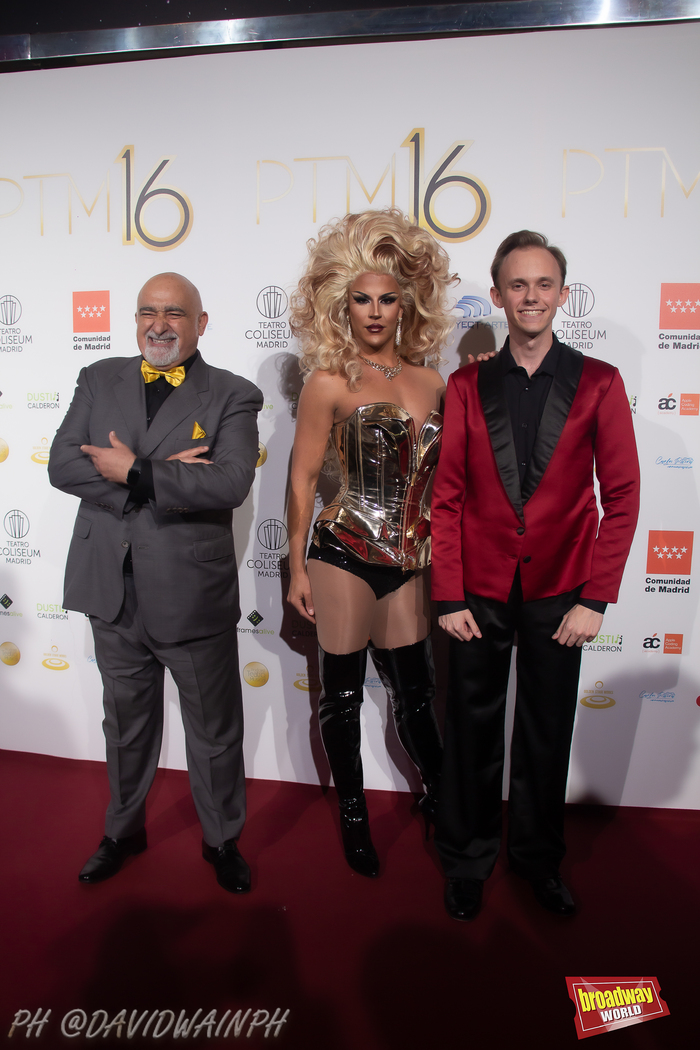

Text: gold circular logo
xmin=31 ymin=438 xmax=50 ymax=465
xmin=243 ymin=661 xmax=269 ymax=687
xmin=580 ymin=681 xmax=615 ymax=709
xmin=0 ymin=641 xmax=20 ymax=665
xmin=0 ymin=438 xmax=9 ymax=463
xmin=256 ymin=442 xmax=268 ymax=467
xmin=293 ymin=676 xmax=321 ymax=692
xmin=42 ymin=645 xmax=69 ymax=670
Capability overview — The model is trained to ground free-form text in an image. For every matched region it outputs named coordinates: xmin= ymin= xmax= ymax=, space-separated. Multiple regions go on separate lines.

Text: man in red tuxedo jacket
xmin=430 ymin=231 xmax=639 ymax=921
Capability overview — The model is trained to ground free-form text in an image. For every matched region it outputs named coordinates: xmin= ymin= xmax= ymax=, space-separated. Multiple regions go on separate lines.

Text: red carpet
xmin=2 ymin=749 xmax=698 ymax=1048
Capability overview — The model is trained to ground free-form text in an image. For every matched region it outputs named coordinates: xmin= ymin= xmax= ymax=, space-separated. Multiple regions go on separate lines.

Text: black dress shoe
xmin=531 ymin=876 xmax=576 ymax=915
xmin=444 ymin=877 xmax=483 ymax=921
xmin=202 ymin=839 xmax=251 ymax=893
xmin=78 ymin=829 xmax=147 ymax=883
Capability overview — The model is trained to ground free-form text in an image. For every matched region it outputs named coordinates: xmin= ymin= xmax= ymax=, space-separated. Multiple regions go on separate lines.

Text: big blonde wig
xmin=290 ymin=209 xmax=457 ymax=389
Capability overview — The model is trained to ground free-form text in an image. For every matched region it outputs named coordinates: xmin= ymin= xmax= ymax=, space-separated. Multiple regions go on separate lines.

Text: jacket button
xmin=523 ymin=555 xmax=531 ymax=563
xmin=517 ymin=527 xmax=525 ymax=535
xmin=121 ymin=540 xmax=130 ymax=548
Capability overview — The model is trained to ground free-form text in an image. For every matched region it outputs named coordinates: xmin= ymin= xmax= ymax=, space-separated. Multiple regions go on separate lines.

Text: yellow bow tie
xmin=141 ymin=360 xmax=186 ymax=387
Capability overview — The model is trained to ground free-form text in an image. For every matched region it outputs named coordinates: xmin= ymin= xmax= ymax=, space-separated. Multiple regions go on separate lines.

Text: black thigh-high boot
xmin=318 ymin=646 xmax=379 ymax=877
xmin=369 ymin=637 xmax=443 ymax=835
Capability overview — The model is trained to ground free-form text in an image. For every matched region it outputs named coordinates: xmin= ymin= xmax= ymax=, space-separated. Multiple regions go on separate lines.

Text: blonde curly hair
xmin=290 ymin=209 xmax=457 ymax=389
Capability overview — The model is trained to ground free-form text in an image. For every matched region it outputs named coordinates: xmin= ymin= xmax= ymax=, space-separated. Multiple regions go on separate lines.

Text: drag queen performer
xmin=288 ymin=210 xmax=457 ymax=877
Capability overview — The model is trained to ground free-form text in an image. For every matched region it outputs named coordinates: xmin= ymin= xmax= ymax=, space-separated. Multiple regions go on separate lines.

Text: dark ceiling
xmin=1 ymin=1 xmax=491 ymax=38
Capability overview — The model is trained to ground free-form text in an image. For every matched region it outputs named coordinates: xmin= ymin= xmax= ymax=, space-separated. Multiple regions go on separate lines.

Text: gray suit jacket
xmin=49 ymin=353 xmax=263 ymax=642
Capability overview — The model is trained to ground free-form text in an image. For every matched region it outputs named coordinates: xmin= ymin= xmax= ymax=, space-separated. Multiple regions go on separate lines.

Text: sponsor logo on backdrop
xmin=258 ymin=128 xmax=491 ymax=244
xmin=454 ymin=293 xmax=506 ymax=331
xmin=0 ymin=438 xmax=8 ymax=463
xmin=243 ymin=661 xmax=269 ymax=687
xmin=0 ymin=295 xmax=22 ymax=325
xmin=289 ymin=616 xmax=317 ymax=640
xmin=566 ymin=976 xmax=669 ymax=1039
xmin=655 ymin=456 xmax=693 ymax=470
xmin=628 ymin=395 xmax=637 ymax=414
xmin=0 ymin=389 xmax=12 ymax=410
xmin=645 ymin=530 xmax=693 ymax=593
xmin=561 ymin=283 xmax=595 ymax=317
xmin=27 ymin=391 xmax=60 ymax=410
xmin=292 ymin=672 xmax=321 ymax=692
xmin=11 ymin=146 xmax=192 ymax=251
xmin=364 ymin=676 xmax=382 ymax=689
xmin=2 ymin=510 xmax=41 ymax=565
xmin=73 ymin=291 xmax=111 ymax=351
xmin=30 ymin=438 xmax=50 ymax=465
xmin=245 ymin=287 xmax=291 ymax=349
xmin=41 ymin=645 xmax=69 ymax=670
xmin=0 ymin=641 xmax=20 ymax=665
xmin=256 ymin=442 xmax=268 ymax=467
xmin=658 ymin=283 xmax=700 ymax=348
xmin=657 ymin=392 xmax=699 ymax=416
xmin=0 ymin=593 xmax=21 ymax=618
xmin=248 ymin=519 xmax=289 ymax=578
xmin=579 ymin=681 xmax=615 ymax=709
xmin=642 ymin=632 xmax=683 ymax=653
xmin=0 ymin=295 xmax=33 ymax=353
xmin=238 ymin=609 xmax=274 ymax=636
xmin=553 ymin=283 xmax=606 ymax=350
xmin=640 ymin=690 xmax=675 ymax=702
xmin=37 ymin=602 xmax=68 ymax=621
xmin=583 ymin=633 xmax=622 ymax=653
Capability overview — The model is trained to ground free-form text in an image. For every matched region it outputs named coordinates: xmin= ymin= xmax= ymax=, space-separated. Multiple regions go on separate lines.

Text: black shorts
xmin=307 ymin=541 xmax=415 ymax=601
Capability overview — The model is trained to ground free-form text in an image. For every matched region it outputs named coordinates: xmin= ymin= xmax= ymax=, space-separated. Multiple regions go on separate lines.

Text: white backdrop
xmin=0 ymin=22 xmax=698 ymax=810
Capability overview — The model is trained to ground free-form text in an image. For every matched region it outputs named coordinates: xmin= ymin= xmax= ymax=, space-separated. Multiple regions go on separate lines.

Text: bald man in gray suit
xmin=49 ymin=273 xmax=262 ymax=892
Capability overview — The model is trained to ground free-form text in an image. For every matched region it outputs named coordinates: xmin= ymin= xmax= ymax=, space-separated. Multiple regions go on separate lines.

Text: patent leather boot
xmin=369 ymin=637 xmax=443 ymax=837
xmin=318 ymin=646 xmax=379 ymax=877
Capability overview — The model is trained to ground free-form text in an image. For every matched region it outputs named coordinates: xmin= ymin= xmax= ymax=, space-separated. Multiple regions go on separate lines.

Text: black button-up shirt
xmin=500 ymin=338 xmax=558 ymax=487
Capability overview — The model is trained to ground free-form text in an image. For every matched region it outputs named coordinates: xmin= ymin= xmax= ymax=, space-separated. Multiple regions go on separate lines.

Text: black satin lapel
xmin=477 ymin=357 xmax=523 ymax=520
xmin=521 ymin=346 xmax=584 ymax=503
xmin=113 ymin=360 xmax=147 ymax=451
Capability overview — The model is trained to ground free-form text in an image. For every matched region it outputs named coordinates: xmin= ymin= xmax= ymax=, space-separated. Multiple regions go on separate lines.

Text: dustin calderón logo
xmin=3 ymin=510 xmax=40 ymax=565
xmin=27 ymin=391 xmax=59 ymax=410
xmin=583 ymin=633 xmax=622 ymax=653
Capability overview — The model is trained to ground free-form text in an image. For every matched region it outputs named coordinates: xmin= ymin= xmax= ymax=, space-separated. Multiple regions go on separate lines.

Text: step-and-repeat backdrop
xmin=1 ymin=22 xmax=698 ymax=809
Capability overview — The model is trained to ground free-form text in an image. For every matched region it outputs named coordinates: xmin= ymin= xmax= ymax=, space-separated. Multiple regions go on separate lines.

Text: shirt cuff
xmin=128 ymin=458 xmax=155 ymax=504
xmin=578 ymin=597 xmax=607 ymax=614
xmin=436 ymin=600 xmax=470 ymax=617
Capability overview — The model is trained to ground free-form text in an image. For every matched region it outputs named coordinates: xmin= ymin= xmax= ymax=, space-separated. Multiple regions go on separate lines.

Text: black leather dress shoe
xmin=78 ymin=829 xmax=147 ymax=883
xmin=444 ymin=877 xmax=483 ymax=921
xmin=531 ymin=876 xmax=576 ymax=915
xmin=202 ymin=839 xmax=251 ymax=893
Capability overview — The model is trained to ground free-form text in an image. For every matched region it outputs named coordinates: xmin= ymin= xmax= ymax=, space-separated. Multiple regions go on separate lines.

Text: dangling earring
xmin=395 ymin=317 xmax=403 ymax=349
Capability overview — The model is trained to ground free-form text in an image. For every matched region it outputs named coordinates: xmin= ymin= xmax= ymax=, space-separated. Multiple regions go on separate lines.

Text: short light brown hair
xmin=490 ymin=230 xmax=567 ymax=290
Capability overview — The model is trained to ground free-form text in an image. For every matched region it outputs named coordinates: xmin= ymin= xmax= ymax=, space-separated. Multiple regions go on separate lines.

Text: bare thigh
xmin=307 ymin=559 xmax=430 ymax=654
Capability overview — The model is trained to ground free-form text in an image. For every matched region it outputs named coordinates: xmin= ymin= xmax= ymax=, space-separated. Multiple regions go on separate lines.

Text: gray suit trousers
xmin=90 ymin=576 xmax=245 ymax=846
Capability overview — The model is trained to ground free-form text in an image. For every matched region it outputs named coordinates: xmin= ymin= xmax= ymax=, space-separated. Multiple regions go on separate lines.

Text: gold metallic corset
xmin=312 ymin=402 xmax=443 ymax=570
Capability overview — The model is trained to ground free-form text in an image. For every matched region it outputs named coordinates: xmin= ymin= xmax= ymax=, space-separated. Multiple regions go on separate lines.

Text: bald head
xmin=136 ymin=272 xmax=208 ymax=369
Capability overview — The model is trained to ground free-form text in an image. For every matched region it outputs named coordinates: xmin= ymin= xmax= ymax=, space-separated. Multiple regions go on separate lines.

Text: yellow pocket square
xmin=192 ymin=422 xmax=206 ymax=440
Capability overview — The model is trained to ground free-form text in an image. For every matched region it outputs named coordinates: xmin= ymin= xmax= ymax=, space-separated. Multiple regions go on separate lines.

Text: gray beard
xmin=143 ymin=338 xmax=180 ymax=368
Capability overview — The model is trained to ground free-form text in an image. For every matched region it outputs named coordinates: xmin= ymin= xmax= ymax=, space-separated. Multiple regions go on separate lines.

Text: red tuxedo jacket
xmin=430 ymin=339 xmax=640 ymax=606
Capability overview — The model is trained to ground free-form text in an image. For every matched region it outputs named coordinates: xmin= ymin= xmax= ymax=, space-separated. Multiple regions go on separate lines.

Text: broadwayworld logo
xmin=566 ymin=977 xmax=669 ymax=1039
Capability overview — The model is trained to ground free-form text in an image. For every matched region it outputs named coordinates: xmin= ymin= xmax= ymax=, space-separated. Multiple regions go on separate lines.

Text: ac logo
xmin=643 ymin=633 xmax=661 ymax=649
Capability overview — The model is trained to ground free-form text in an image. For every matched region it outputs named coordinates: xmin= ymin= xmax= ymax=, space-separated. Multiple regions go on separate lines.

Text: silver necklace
xmin=359 ymin=353 xmax=403 ymax=381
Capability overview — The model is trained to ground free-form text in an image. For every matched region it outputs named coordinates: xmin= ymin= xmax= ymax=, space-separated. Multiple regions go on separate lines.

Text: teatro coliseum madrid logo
xmin=0 ymin=295 xmax=22 ymax=326
xmin=0 ymin=641 xmax=21 ymax=665
xmin=257 ymin=519 xmax=288 ymax=551
xmin=4 ymin=509 xmax=29 ymax=539
xmin=561 ymin=283 xmax=595 ymax=318
xmin=256 ymin=286 xmax=288 ymax=320
xmin=42 ymin=645 xmax=69 ymax=671
xmin=243 ymin=661 xmax=269 ymax=687
xmin=579 ymin=681 xmax=615 ymax=709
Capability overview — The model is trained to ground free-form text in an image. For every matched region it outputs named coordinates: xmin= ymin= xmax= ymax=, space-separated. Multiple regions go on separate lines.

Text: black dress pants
xmin=435 ymin=575 xmax=582 ymax=881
